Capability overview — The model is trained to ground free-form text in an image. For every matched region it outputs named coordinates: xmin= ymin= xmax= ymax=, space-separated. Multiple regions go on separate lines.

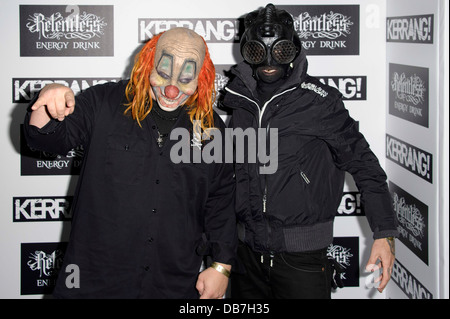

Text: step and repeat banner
xmin=385 ymin=0 xmax=448 ymax=299
xmin=1 ymin=0 xmax=447 ymax=299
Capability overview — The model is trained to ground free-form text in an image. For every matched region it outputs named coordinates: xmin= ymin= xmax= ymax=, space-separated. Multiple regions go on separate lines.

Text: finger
xmin=65 ymin=91 xmax=76 ymax=111
xmin=196 ymin=280 xmax=204 ymax=297
xmin=377 ymin=263 xmax=392 ymax=292
xmin=365 ymin=257 xmax=379 ymax=272
xmin=31 ymin=97 xmax=48 ymax=111
xmin=55 ymin=94 xmax=67 ymax=120
xmin=45 ymin=100 xmax=59 ymax=120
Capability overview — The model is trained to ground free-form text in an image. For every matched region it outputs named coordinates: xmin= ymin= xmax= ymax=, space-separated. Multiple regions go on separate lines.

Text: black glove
xmin=328 ymin=257 xmax=345 ymax=289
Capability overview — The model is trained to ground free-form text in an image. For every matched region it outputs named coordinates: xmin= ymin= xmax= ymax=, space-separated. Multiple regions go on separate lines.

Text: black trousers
xmin=231 ymin=242 xmax=332 ymax=299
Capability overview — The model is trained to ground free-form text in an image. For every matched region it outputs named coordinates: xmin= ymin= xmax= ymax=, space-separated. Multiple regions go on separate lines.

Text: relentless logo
xmin=337 ymin=192 xmax=365 ymax=216
xmin=26 ymin=8 xmax=106 ymax=41
xmin=391 ymin=72 xmax=426 ymax=105
xmin=280 ymin=5 xmax=360 ymax=55
xmin=27 ymin=249 xmax=64 ymax=278
xmin=13 ymin=196 xmax=73 ymax=222
xmin=391 ymin=259 xmax=433 ymax=299
xmin=20 ymin=5 xmax=114 ymax=56
xmin=387 ymin=14 xmax=434 ymax=44
xmin=389 ymin=63 xmax=429 ymax=127
xmin=389 ymin=182 xmax=428 ymax=265
xmin=138 ymin=18 xmax=241 ymax=43
xmin=13 ymin=78 xmax=120 ymax=103
xmin=296 ymin=11 xmax=352 ymax=39
xmin=21 ymin=242 xmax=68 ymax=295
xmin=327 ymin=237 xmax=359 ymax=287
xmin=394 ymin=194 xmax=425 ymax=238
xmin=386 ymin=134 xmax=432 ymax=183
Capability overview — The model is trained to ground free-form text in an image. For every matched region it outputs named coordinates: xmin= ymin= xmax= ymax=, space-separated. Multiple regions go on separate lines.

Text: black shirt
xmin=24 ymin=81 xmax=236 ymax=298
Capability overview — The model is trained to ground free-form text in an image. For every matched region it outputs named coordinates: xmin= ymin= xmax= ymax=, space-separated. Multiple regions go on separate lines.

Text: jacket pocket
xmin=104 ymin=134 xmax=148 ymax=185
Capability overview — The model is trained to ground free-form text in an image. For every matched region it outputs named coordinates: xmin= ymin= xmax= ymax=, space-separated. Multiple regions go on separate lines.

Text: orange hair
xmin=124 ymin=32 xmax=216 ymax=133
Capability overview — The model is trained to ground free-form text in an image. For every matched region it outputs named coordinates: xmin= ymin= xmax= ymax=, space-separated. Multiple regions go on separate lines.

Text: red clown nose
xmin=164 ymin=85 xmax=179 ymax=99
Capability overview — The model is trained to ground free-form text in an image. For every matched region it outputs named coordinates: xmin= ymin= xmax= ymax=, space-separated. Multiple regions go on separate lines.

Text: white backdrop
xmin=0 ymin=0 xmax=447 ymax=299
xmin=385 ymin=0 xmax=448 ymax=299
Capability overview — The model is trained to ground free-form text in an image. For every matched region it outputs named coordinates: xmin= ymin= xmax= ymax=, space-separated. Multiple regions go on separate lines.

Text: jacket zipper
xmin=300 ymin=170 xmax=311 ymax=184
xmin=224 ymin=86 xmax=296 ymax=129
xmin=225 ymin=86 xmax=296 ymax=252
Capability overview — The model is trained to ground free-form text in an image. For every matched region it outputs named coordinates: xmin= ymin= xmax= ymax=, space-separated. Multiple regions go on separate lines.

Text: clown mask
xmin=150 ymin=28 xmax=206 ymax=112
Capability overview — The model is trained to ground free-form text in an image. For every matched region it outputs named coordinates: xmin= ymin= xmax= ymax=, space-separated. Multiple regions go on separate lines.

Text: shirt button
xmin=148 ymin=237 xmax=154 ymax=243
xmin=155 ymin=179 xmax=160 ymax=184
xmin=144 ymin=266 xmax=150 ymax=271
xmin=152 ymin=208 xmax=157 ymax=213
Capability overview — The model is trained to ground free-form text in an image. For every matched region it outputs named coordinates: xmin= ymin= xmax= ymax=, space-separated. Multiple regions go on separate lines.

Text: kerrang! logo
xmin=25 ymin=8 xmax=106 ymax=41
xmin=138 ymin=19 xmax=240 ymax=43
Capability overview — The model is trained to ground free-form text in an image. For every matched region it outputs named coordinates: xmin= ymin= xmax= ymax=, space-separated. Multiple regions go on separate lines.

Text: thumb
xmin=366 ymin=254 xmax=379 ymax=272
xmin=196 ymin=277 xmax=205 ymax=297
xmin=64 ymin=91 xmax=76 ymax=115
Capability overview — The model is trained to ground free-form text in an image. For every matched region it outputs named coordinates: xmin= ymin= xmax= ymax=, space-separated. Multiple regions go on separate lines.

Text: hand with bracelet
xmin=366 ymin=237 xmax=396 ymax=293
xmin=196 ymin=262 xmax=231 ymax=299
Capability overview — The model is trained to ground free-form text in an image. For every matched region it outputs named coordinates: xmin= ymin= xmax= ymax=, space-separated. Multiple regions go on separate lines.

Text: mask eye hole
xmin=242 ymin=41 xmax=266 ymax=65
xmin=272 ymin=40 xmax=297 ymax=64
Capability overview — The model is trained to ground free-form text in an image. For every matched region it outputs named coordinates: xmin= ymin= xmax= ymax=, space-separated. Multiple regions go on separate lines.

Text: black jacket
xmin=24 ymin=80 xmax=236 ymax=298
xmin=222 ymin=51 xmax=397 ymax=254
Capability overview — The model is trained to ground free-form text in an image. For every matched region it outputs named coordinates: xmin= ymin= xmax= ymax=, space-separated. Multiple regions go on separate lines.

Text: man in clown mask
xmin=24 ymin=27 xmax=236 ymax=299
xmin=222 ymin=4 xmax=397 ymax=299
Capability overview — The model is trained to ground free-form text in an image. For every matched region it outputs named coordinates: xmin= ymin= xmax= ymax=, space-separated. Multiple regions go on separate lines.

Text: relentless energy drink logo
xmin=386 ymin=134 xmax=432 ymax=183
xmin=280 ymin=5 xmax=360 ymax=55
xmin=389 ymin=63 xmax=429 ymax=127
xmin=327 ymin=237 xmax=359 ymax=287
xmin=20 ymin=125 xmax=84 ymax=176
xmin=21 ymin=242 xmax=68 ymax=295
xmin=387 ymin=14 xmax=434 ymax=44
xmin=20 ymin=5 xmax=114 ymax=56
xmin=389 ymin=182 xmax=428 ymax=265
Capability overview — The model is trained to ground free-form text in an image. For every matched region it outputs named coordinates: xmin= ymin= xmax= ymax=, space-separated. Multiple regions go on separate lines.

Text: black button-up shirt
xmin=24 ymin=81 xmax=236 ymax=298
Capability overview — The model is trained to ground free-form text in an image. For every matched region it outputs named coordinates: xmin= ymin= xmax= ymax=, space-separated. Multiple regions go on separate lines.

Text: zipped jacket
xmin=221 ymin=51 xmax=398 ymax=253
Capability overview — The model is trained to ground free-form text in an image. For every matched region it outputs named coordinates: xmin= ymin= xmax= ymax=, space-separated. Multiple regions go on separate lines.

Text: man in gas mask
xmin=222 ymin=4 xmax=397 ymax=298
xmin=24 ymin=27 xmax=236 ymax=299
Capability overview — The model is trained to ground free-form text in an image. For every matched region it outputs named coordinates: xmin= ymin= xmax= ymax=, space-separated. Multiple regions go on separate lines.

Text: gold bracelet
xmin=210 ymin=262 xmax=230 ymax=278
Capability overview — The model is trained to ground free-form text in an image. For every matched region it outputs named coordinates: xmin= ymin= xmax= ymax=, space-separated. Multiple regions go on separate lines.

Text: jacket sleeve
xmin=320 ymin=94 xmax=398 ymax=239
xmin=23 ymin=82 xmax=112 ymax=156
xmin=203 ymin=118 xmax=237 ymax=266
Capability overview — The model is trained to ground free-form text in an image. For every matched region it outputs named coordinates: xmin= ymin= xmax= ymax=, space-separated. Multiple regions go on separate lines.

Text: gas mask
xmin=240 ymin=3 xmax=301 ymax=83
xmin=150 ymin=28 xmax=206 ymax=112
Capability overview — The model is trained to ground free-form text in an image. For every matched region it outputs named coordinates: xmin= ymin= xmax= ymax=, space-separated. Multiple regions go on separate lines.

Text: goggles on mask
xmin=240 ymin=4 xmax=301 ymax=68
xmin=242 ymin=39 xmax=297 ymax=65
